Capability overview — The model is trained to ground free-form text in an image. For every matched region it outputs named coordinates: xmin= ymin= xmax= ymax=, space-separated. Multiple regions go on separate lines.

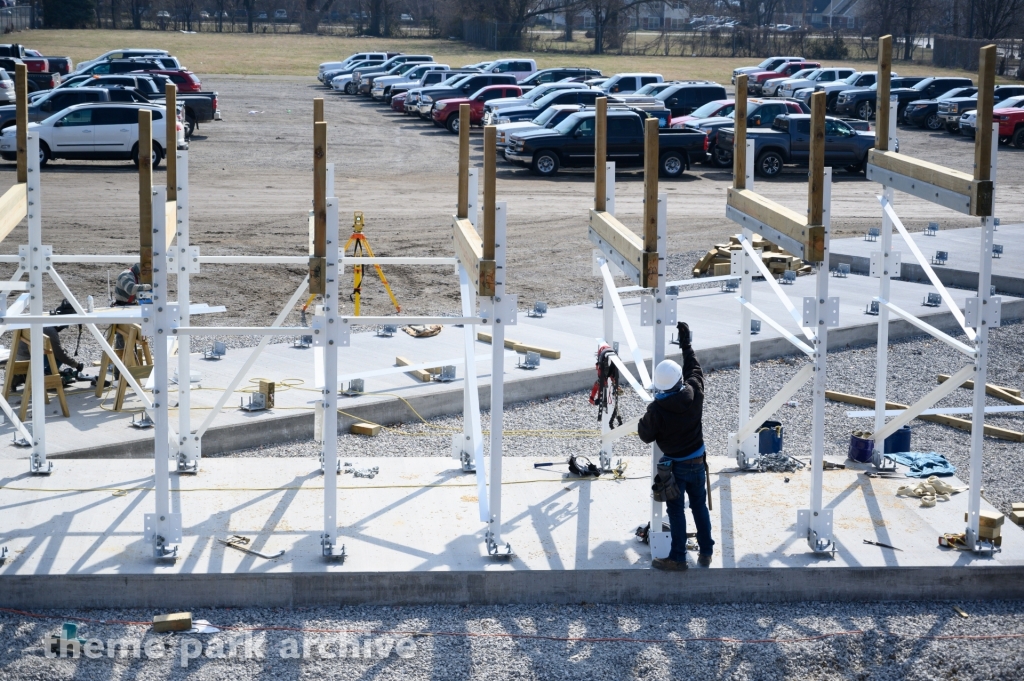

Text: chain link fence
xmin=1 ymin=5 xmax=35 ymax=32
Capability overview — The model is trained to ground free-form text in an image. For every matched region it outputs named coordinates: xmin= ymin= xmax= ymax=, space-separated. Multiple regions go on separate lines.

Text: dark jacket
xmin=637 ymin=345 xmax=705 ymax=458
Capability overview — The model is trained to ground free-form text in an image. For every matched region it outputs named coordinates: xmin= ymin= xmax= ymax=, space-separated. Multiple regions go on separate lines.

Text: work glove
xmin=676 ymin=321 xmax=691 ymax=347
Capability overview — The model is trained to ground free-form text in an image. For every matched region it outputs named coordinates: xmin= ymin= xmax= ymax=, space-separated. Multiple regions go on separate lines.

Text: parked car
xmin=431 ymin=84 xmax=523 ymax=132
xmin=274 ymin=9 xmax=287 ymax=20
xmin=718 ymin=114 xmax=878 ymax=178
xmin=327 ymin=60 xmax=386 ymax=90
xmin=488 ymin=87 xmax=608 ymax=125
xmin=959 ymin=96 xmax=1024 ymax=144
xmin=0 ymin=86 xmax=116 ymax=132
xmin=516 ymin=67 xmax=602 ymax=93
xmin=372 ymin=63 xmax=448 ymax=100
xmin=479 ymin=59 xmax=536 ymax=81
xmin=483 ymin=82 xmax=589 ymax=121
xmin=409 ymin=73 xmax=518 ymax=118
xmin=835 ymin=76 xmax=970 ymax=120
xmin=747 ymin=61 xmax=820 ymax=95
xmin=503 ymin=109 xmax=706 ymax=178
xmin=0 ymin=69 xmax=13 ymax=105
xmin=389 ymin=69 xmax=472 ymax=104
xmin=652 ymin=82 xmax=728 ymax=118
xmin=0 ymin=102 xmax=169 ymax=167
xmin=493 ymin=104 xmax=585 ymax=147
xmin=136 ymin=69 xmax=201 ymax=93
xmin=352 ymin=55 xmax=434 ymax=95
xmin=794 ymin=71 xmax=888 ymax=112
xmin=903 ymin=86 xmax=977 ymax=129
xmin=670 ymin=99 xmax=734 ymax=128
xmin=318 ymin=52 xmax=390 ymax=82
xmin=777 ymin=68 xmax=857 ymax=99
xmin=74 ymin=48 xmax=170 ymax=74
xmin=598 ymin=73 xmax=663 ymax=95
xmin=760 ymin=68 xmax=816 ymax=98
xmin=938 ymin=85 xmax=1024 ymax=133
xmin=22 ymin=49 xmax=73 ymax=76
xmin=732 ymin=56 xmax=804 ymax=84
xmin=0 ymin=57 xmax=62 ymax=92
xmin=77 ymin=58 xmax=170 ymax=77
xmin=405 ymin=72 xmax=482 ymax=114
xmin=686 ymin=98 xmax=804 ymax=167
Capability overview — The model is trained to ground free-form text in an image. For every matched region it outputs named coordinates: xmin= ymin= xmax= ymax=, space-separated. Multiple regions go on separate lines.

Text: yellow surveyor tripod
xmin=346 ymin=211 xmax=400 ymax=315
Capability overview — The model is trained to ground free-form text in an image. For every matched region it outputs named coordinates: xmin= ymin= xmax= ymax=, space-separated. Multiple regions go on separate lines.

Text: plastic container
xmin=883 ymin=425 xmax=912 ymax=454
xmin=848 ymin=433 xmax=875 ymax=463
xmin=757 ymin=421 xmax=784 ymax=454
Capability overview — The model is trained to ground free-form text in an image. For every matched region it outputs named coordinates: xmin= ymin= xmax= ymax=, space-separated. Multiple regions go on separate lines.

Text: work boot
xmin=697 ymin=553 xmax=713 ymax=568
xmin=652 ymin=557 xmax=687 ymax=571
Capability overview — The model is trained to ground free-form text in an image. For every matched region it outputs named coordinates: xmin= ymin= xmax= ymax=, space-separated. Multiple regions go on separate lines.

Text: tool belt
xmin=651 ymin=460 xmax=680 ymax=502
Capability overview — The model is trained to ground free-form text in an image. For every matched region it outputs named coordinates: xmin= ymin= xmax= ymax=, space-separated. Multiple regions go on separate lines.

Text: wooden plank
xmin=826 ymin=390 xmax=1024 ymax=442
xmin=808 ymin=91 xmax=826 ymax=228
xmin=867 ymin=149 xmax=974 ymax=196
xmin=164 ymin=200 xmax=176 ymax=249
xmin=0 ymin=183 xmax=27 ymax=243
xmin=138 ymin=109 xmax=153 ymax=285
xmin=589 ymin=209 xmax=643 ymax=273
xmin=726 ymin=188 xmax=824 ymax=262
xmin=351 ymin=422 xmax=381 ymax=436
xmin=396 ymin=356 xmax=432 ymax=382
xmin=938 ymin=374 xmax=1022 ymax=400
xmin=477 ymin=331 xmax=521 ymax=348
xmin=595 ymin=97 xmax=607 ymax=211
xmin=15 ymin=64 xmax=27 ymax=183
xmin=453 ymin=216 xmax=495 ymax=296
xmin=875 ymin=35 xmax=892 ymax=151
xmin=165 ymin=83 xmax=176 ymax=202
xmin=313 ymin=98 xmax=324 ymax=123
xmin=733 ymin=74 xmax=747 ymax=189
xmin=512 ymin=343 xmax=561 ymax=359
xmin=975 ymin=44 xmax=996 ymax=183
xmin=153 ymin=612 xmax=192 ymax=633
xmin=643 ymin=117 xmax=659 ymax=252
xmin=311 ymin=120 xmax=327 ymax=294
xmin=457 ymin=103 xmax=470 ymax=218
xmin=483 ymin=125 xmax=496 ymax=259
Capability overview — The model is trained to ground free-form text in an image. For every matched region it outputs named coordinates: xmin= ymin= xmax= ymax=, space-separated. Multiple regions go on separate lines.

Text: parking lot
xmin=1 ymin=74 xmax=1022 ymax=326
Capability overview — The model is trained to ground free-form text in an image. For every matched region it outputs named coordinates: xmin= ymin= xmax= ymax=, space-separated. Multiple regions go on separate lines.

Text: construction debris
xmin=692 ymin=233 xmax=813 ymax=278
xmin=343 ymin=462 xmax=379 ymax=479
xmin=1012 ymin=503 xmax=1024 ymax=526
xmin=756 ymin=453 xmax=804 ymax=473
xmin=350 ymin=422 xmax=381 ymax=436
xmin=153 ymin=612 xmax=193 ymax=633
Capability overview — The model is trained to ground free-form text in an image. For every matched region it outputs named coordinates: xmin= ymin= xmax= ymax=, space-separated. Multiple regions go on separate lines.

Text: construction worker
xmin=114 ymin=263 xmax=142 ymax=306
xmin=638 ymin=321 xmax=713 ymax=571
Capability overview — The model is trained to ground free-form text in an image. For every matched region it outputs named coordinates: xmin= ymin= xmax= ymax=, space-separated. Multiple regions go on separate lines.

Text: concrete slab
xmin=1 ymin=457 xmax=1022 ymax=607
xmin=830 ymin=223 xmax=1024 ymax=296
xmin=2 ymin=274 xmax=1020 ymax=460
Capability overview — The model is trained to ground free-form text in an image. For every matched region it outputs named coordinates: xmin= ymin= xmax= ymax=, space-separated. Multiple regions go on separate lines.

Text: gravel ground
xmin=2 ymin=600 xmax=1023 ymax=680
xmin=226 ymin=319 xmax=1024 ymax=517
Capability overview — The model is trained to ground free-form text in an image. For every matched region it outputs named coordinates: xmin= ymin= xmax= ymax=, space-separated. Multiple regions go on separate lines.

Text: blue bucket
xmin=848 ymin=433 xmax=875 ymax=463
xmin=757 ymin=421 xmax=784 ymax=454
xmin=884 ymin=425 xmax=912 ymax=454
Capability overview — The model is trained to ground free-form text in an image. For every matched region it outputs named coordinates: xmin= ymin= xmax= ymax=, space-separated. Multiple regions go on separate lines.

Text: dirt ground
xmin=1 ymin=75 xmax=1022 ymax=329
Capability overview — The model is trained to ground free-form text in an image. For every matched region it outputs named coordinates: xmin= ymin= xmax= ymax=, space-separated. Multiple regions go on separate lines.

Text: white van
xmin=483 ymin=59 xmax=537 ymax=82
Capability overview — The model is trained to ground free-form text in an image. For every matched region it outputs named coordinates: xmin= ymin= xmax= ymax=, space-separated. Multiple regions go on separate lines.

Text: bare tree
xmin=973 ymin=0 xmax=1023 ymax=39
xmin=302 ymin=0 xmax=337 ymax=32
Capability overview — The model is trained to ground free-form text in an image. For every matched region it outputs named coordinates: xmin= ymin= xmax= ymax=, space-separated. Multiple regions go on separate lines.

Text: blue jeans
xmin=663 ymin=459 xmax=714 ymax=562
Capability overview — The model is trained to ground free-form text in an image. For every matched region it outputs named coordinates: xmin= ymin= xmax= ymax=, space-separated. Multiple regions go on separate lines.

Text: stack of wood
xmin=968 ymin=510 xmax=1005 ymax=546
xmin=1011 ymin=503 xmax=1024 ymax=527
xmin=692 ymin=234 xmax=814 ymax=278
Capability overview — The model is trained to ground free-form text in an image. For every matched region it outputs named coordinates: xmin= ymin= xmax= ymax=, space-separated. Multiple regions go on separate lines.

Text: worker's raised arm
xmin=678 ymin=322 xmax=704 ymax=398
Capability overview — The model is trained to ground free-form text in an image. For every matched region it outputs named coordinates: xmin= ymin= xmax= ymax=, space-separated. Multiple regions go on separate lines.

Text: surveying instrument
xmin=346 ymin=211 xmax=400 ymax=315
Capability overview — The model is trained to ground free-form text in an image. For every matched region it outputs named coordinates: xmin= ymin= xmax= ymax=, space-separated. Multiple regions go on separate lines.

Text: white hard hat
xmin=653 ymin=359 xmax=682 ymax=391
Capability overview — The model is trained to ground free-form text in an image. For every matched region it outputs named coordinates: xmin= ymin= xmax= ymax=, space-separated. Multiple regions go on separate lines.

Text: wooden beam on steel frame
xmin=139 ymin=109 xmax=153 ymax=285
xmin=15 ymin=64 xmax=27 ymax=184
xmin=595 ymin=97 xmax=607 ymax=211
xmin=166 ymin=83 xmax=177 ymax=203
xmin=642 ymin=117 xmax=659 ymax=287
xmin=875 ymin=35 xmax=892 ymax=152
xmin=808 ymin=91 xmax=826 ymax=229
xmin=457 ymin=103 xmax=470 ymax=218
xmin=483 ymin=126 xmax=496 ymax=260
xmin=310 ymin=114 xmax=327 ymax=295
xmin=974 ymin=44 xmax=996 ymax=184
xmin=0 ymin=183 xmax=26 ymax=243
xmin=732 ymin=75 xmax=747 ymax=190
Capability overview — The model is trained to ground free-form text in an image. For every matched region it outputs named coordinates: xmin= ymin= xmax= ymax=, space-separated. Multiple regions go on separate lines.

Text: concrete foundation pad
xmin=3 ymin=273 xmax=1020 ymax=461
xmin=2 ymin=458 xmax=1022 ymax=607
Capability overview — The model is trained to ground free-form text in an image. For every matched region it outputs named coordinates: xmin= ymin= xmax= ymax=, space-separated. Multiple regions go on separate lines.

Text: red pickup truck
xmin=993 ymin=99 xmax=1024 ymax=147
xmin=747 ymin=61 xmax=820 ymax=94
xmin=431 ymin=84 xmax=522 ymax=133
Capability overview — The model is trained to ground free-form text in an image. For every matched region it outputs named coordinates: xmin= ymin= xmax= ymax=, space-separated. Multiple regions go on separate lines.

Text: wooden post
xmin=313 ymin=97 xmax=324 ymax=124
xmin=311 ymin=119 xmax=327 ymax=294
xmin=808 ymin=92 xmax=826 ymax=229
xmin=15 ymin=64 xmax=27 ymax=184
xmin=875 ymin=35 xmax=892 ymax=151
xmin=595 ymin=97 xmax=607 ymax=211
xmin=457 ymin=103 xmax=470 ymax=218
xmin=139 ymin=109 xmax=153 ymax=285
xmin=165 ymin=83 xmax=177 ymax=202
xmin=483 ymin=125 xmax=496 ymax=259
xmin=733 ymin=75 xmax=747 ymax=189
xmin=642 ymin=117 xmax=659 ymax=249
xmin=974 ymin=44 xmax=996 ymax=182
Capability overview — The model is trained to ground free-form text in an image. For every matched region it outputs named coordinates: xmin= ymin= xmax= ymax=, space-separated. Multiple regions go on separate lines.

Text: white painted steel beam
xmin=870 ymin=363 xmax=975 ymax=442
xmin=879 ymin=301 xmax=976 ymax=357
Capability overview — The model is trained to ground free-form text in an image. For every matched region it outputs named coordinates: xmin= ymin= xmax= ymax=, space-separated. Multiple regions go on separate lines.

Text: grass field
xmin=16 ymin=29 xmax=989 ymax=83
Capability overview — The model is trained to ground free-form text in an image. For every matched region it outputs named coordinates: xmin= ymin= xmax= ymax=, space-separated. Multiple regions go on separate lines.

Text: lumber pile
xmin=1011 ymin=503 xmax=1024 ymax=527
xmin=692 ymin=234 xmax=813 ymax=278
xmin=967 ymin=510 xmax=1005 ymax=546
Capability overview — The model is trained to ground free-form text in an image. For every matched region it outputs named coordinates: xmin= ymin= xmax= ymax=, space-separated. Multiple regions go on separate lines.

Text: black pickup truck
xmin=504 ymin=109 xmax=707 ymax=178
xmin=717 ymin=114 xmax=880 ymax=178
xmin=0 ymin=58 xmax=61 ymax=93
xmin=834 ymin=76 xmax=966 ymax=121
